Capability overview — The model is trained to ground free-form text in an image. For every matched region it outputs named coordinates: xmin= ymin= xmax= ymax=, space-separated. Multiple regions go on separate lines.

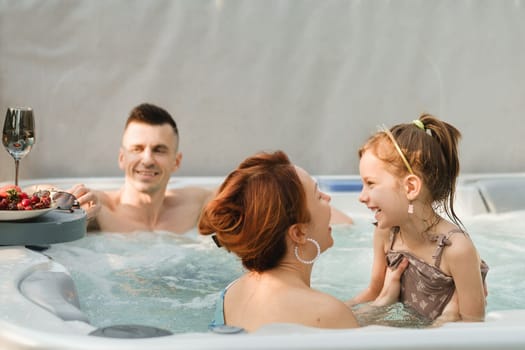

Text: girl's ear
xmin=404 ymin=174 xmax=422 ymax=201
xmin=287 ymin=223 xmax=307 ymax=245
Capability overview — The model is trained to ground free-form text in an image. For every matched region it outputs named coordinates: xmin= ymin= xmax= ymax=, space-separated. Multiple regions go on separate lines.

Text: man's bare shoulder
xmin=165 ymin=186 xmax=214 ymax=205
xmin=96 ymin=190 xmax=121 ymax=210
xmin=169 ymin=185 xmax=213 ymax=195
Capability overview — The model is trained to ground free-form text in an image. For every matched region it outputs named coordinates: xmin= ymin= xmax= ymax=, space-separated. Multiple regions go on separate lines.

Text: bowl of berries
xmin=0 ymin=184 xmax=55 ymax=221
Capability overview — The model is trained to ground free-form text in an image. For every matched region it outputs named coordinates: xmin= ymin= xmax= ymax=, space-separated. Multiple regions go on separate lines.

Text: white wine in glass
xmin=2 ymin=107 xmax=35 ymax=186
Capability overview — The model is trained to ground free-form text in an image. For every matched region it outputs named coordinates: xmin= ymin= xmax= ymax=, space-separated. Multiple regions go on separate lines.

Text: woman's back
xmin=224 ymin=272 xmax=360 ymax=332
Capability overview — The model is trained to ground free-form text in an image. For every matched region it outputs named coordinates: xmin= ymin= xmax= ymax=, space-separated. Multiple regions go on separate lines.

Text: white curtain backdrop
xmin=1 ymin=0 xmax=524 ymax=181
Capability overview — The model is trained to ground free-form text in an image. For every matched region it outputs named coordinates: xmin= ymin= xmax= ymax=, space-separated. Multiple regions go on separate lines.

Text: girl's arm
xmin=444 ymin=235 xmax=486 ymax=321
xmin=346 ymin=226 xmax=390 ymax=306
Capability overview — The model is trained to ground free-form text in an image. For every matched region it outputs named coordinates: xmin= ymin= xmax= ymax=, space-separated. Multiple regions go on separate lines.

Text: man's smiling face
xmin=119 ymin=122 xmax=181 ymax=194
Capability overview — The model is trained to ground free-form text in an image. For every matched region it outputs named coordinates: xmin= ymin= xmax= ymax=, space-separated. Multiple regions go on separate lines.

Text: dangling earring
xmin=408 ymin=201 xmax=414 ymax=214
xmin=294 ymin=238 xmax=321 ymax=265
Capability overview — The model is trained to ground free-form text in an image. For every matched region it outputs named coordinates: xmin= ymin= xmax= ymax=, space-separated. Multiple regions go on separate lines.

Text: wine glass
xmin=2 ymin=107 xmax=35 ymax=186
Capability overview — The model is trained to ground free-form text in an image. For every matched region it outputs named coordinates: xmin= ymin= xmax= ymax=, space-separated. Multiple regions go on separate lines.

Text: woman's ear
xmin=404 ymin=174 xmax=422 ymax=201
xmin=287 ymin=223 xmax=307 ymax=245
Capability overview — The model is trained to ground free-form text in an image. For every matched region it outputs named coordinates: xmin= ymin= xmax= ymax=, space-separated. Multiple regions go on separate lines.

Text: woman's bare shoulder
xmin=307 ymin=288 xmax=351 ymax=310
xmin=309 ymin=290 xmax=359 ymax=328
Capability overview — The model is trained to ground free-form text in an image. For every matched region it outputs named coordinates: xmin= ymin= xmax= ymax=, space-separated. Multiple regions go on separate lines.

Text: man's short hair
xmin=125 ymin=103 xmax=179 ymax=137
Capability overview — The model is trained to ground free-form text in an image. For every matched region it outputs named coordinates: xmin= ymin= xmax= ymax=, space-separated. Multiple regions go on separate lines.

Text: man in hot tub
xmin=69 ymin=103 xmax=215 ymax=233
xmin=69 ymin=103 xmax=353 ymax=233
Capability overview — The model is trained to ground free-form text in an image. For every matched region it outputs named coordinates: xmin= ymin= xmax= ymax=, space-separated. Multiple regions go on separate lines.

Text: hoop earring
xmin=294 ymin=238 xmax=321 ymax=265
xmin=408 ymin=202 xmax=414 ymax=214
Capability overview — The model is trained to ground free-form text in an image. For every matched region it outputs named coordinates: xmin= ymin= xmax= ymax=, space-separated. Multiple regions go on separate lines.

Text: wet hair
xmin=359 ymin=114 xmax=463 ymax=228
xmin=198 ymin=150 xmax=311 ymax=272
xmin=125 ymin=103 xmax=179 ymax=137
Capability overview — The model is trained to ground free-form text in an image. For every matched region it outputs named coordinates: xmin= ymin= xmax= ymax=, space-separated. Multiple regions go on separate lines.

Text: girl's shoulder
xmin=442 ymin=225 xmax=475 ymax=247
xmin=440 ymin=227 xmax=480 ymax=263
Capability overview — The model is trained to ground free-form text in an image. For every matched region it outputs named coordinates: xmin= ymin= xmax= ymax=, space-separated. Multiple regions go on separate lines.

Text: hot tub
xmin=0 ymin=175 xmax=524 ymax=350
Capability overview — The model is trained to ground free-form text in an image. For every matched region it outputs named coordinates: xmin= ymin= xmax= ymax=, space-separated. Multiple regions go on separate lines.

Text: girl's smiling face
xmin=358 ymin=149 xmax=409 ymax=229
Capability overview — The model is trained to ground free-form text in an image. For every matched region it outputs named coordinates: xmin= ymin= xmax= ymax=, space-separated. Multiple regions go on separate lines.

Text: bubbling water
xmin=46 ymin=231 xmax=243 ymax=333
xmin=45 ymin=211 xmax=525 ymax=333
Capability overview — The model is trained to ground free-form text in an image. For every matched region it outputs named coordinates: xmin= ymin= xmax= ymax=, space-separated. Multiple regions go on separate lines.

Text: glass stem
xmin=14 ymin=159 xmax=20 ymax=186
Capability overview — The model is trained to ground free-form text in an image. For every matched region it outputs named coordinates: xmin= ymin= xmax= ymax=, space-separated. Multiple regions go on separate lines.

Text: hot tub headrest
xmin=19 ymin=270 xmax=89 ymax=323
xmin=476 ymin=177 xmax=525 ymax=213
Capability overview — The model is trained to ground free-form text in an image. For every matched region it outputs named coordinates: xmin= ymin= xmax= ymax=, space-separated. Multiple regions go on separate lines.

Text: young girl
xmin=349 ymin=114 xmax=488 ymax=323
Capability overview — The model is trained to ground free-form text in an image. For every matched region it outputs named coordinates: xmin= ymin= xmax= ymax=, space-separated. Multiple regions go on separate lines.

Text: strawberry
xmin=5 ymin=189 xmax=19 ymax=202
xmin=18 ymin=191 xmax=29 ymax=200
xmin=0 ymin=185 xmax=22 ymax=198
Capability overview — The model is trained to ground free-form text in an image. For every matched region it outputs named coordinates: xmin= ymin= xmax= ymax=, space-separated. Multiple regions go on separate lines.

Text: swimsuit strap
xmin=389 ymin=227 xmax=400 ymax=250
xmin=390 ymin=227 xmax=465 ymax=268
xmin=211 ymin=279 xmax=240 ymax=328
xmin=430 ymin=229 xmax=464 ymax=268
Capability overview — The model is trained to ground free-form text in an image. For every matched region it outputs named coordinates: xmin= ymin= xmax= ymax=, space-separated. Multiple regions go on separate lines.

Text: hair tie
xmin=211 ymin=234 xmax=222 ymax=247
xmin=412 ymin=119 xmax=432 ymax=136
xmin=412 ymin=119 xmax=425 ymax=130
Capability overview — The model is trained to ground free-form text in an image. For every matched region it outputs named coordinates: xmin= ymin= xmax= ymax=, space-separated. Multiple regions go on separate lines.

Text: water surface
xmin=46 ymin=211 xmax=525 ymax=333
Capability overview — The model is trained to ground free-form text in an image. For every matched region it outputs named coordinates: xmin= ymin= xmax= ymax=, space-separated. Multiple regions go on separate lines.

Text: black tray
xmin=0 ymin=209 xmax=86 ymax=246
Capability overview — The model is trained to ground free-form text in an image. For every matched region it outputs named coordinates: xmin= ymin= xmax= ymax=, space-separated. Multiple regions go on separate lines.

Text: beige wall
xmin=1 ymin=0 xmax=524 ymax=183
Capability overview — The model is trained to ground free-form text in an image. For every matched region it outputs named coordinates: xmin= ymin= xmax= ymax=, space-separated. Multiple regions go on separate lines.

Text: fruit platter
xmin=0 ymin=184 xmax=55 ymax=221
